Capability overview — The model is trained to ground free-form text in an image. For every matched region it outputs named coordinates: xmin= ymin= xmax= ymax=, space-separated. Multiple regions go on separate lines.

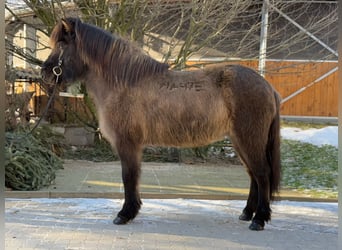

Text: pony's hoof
xmin=239 ymin=212 xmax=253 ymax=221
xmin=249 ymin=220 xmax=264 ymax=231
xmin=113 ymin=215 xmax=130 ymax=225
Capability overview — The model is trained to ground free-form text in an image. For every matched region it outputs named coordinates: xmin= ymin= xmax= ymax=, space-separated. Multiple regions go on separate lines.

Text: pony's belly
xmin=145 ymin=128 xmax=228 ymax=148
xmin=143 ymin=112 xmax=231 ymax=148
xmin=159 ymin=139 xmax=224 ymax=148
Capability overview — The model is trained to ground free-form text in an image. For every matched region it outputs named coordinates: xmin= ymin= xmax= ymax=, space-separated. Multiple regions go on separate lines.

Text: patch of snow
xmin=281 ymin=126 xmax=338 ymax=148
xmin=6 ymin=198 xmax=337 ymax=214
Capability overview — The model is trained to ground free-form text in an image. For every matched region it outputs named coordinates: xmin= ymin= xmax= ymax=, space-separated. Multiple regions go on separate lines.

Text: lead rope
xmin=29 ymin=51 xmax=64 ymax=134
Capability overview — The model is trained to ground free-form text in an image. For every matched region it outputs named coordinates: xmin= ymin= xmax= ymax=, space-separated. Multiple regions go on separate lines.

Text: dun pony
xmin=41 ymin=17 xmax=281 ymax=231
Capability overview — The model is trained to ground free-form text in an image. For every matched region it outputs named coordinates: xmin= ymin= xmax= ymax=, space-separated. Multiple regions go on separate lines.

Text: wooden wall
xmin=264 ymin=60 xmax=337 ymax=117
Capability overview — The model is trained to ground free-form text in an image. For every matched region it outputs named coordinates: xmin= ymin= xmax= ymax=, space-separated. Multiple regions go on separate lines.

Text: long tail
xmin=267 ymin=91 xmax=281 ymax=200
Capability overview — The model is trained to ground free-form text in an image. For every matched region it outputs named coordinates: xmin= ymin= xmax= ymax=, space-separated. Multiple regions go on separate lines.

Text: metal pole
xmin=338 ymin=5 xmax=342 ymax=249
xmin=259 ymin=0 xmax=269 ymax=77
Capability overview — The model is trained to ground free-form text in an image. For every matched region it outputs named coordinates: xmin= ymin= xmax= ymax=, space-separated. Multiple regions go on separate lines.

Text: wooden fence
xmin=264 ymin=60 xmax=337 ymax=117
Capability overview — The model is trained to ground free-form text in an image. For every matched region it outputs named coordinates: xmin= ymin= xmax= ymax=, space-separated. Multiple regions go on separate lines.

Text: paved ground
xmin=5 ymin=160 xmax=339 ymax=249
xmin=6 ymin=160 xmax=337 ymax=201
xmin=5 ymin=198 xmax=338 ymax=250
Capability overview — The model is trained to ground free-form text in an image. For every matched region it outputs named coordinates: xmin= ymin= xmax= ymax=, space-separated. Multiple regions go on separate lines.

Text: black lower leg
xmin=249 ymin=205 xmax=271 ymax=231
xmin=114 ymin=198 xmax=142 ymax=225
xmin=239 ymin=179 xmax=258 ymax=221
xmin=113 ymin=142 xmax=142 ymax=225
xmin=249 ymin=176 xmax=271 ymax=231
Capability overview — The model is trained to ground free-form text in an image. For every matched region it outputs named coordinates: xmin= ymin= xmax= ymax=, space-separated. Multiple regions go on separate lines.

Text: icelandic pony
xmin=41 ymin=18 xmax=281 ymax=231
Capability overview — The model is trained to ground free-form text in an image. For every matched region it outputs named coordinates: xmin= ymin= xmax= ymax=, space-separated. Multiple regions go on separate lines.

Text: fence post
xmin=259 ymin=0 xmax=269 ymax=77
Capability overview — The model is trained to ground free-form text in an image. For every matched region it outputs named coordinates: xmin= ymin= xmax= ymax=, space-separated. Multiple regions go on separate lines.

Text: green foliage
xmin=5 ymin=126 xmax=64 ymax=190
xmin=281 ymin=139 xmax=338 ymax=192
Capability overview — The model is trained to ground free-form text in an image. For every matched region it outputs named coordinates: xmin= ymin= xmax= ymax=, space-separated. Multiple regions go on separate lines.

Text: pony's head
xmin=42 ymin=17 xmax=169 ymax=87
xmin=41 ymin=18 xmax=87 ymax=85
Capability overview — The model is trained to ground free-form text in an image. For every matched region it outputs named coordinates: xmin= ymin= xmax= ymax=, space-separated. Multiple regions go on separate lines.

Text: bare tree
xmin=6 ymin=0 xmax=337 ymax=68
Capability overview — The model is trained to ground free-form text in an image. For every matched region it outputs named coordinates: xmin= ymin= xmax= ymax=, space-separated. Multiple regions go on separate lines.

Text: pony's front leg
xmin=113 ymin=141 xmax=142 ymax=225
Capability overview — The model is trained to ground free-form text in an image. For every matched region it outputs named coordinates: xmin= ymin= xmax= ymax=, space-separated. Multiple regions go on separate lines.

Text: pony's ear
xmin=61 ymin=18 xmax=74 ymax=34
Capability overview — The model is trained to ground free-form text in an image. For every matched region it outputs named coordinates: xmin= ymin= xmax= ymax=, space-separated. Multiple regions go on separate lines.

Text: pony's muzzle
xmin=40 ymin=66 xmax=47 ymax=81
xmin=40 ymin=65 xmax=56 ymax=85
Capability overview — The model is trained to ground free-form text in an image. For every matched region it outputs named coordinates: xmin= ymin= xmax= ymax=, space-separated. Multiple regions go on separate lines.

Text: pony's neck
xmin=106 ymin=39 xmax=169 ymax=86
xmin=77 ymin=28 xmax=168 ymax=87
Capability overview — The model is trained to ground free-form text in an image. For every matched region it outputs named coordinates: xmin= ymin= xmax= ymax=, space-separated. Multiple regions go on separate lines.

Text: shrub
xmin=5 ymin=127 xmax=64 ymax=190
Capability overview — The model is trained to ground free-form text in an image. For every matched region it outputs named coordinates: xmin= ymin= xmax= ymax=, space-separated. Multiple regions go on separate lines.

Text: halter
xmin=52 ymin=49 xmax=64 ymax=82
xmin=29 ymin=50 xmax=64 ymax=134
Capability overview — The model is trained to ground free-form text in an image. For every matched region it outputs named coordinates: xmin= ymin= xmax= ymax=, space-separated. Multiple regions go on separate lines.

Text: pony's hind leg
xmin=249 ymin=169 xmax=271 ymax=231
xmin=241 ymin=160 xmax=271 ymax=231
xmin=113 ymin=140 xmax=142 ymax=225
xmin=239 ymin=176 xmax=258 ymax=222
xmin=231 ymin=144 xmax=258 ymax=222
xmin=231 ymin=137 xmax=271 ymax=231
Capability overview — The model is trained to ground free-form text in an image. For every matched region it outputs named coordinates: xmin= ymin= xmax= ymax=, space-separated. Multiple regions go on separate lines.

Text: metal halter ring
xmin=52 ymin=65 xmax=62 ymax=76
xmin=52 ymin=49 xmax=64 ymax=80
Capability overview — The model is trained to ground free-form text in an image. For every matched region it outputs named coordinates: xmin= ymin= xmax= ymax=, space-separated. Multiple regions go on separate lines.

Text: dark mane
xmin=61 ymin=18 xmax=169 ymax=86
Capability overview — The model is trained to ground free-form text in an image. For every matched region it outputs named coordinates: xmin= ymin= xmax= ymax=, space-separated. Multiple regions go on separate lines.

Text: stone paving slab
xmin=5 ymin=198 xmax=338 ymax=250
xmin=5 ymin=160 xmax=337 ymax=202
